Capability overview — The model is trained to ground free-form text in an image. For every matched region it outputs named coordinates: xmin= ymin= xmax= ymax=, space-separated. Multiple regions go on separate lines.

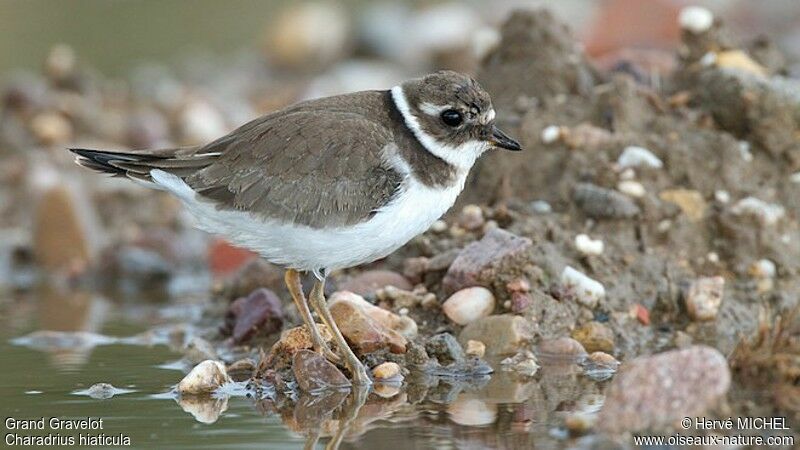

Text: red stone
xmin=208 ymin=238 xmax=257 ymax=277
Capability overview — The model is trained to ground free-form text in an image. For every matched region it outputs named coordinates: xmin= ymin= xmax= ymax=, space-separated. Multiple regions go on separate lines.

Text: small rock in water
xmin=465 ymin=340 xmax=486 ymax=358
xmin=292 ymin=350 xmax=350 ymax=392
xmin=537 ymin=337 xmax=588 ymax=363
xmin=372 ymin=361 xmax=402 ymax=382
xmin=500 ymin=350 xmax=539 ymax=376
xmin=580 ymin=352 xmax=620 ymax=381
xmin=443 ymin=228 xmax=532 ymax=293
xmin=80 ymin=383 xmax=120 ymax=399
xmin=225 ymin=288 xmax=284 ymax=344
xmin=560 ymin=266 xmax=605 ymax=308
xmin=448 ymin=398 xmax=497 ymax=427
xmin=33 ymin=184 xmax=95 ymax=271
xmin=177 ymin=360 xmax=231 ymax=395
xmin=685 ymin=276 xmax=724 ymax=321
xmin=442 ymin=286 xmax=496 ymax=325
xmin=678 ymin=6 xmax=714 ymax=34
xmin=426 ymin=333 xmax=466 ymax=366
xmin=571 ymin=321 xmax=615 ymax=353
xmin=573 ymin=183 xmax=639 ymax=219
xmin=660 ymin=189 xmax=707 ymax=222
xmin=339 ymin=270 xmax=412 ymax=296
xmin=458 ymin=315 xmax=532 ymax=356
xmin=574 ymin=234 xmax=604 ymax=256
xmin=617 ymin=145 xmax=663 ymax=169
xmin=226 ymin=358 xmax=256 ymax=382
xmin=183 ymin=337 xmax=219 ymax=365
xmin=329 ymin=298 xmax=407 ymax=354
xmin=596 ymin=346 xmax=730 ymax=433
xmin=730 ymin=197 xmax=785 ymax=226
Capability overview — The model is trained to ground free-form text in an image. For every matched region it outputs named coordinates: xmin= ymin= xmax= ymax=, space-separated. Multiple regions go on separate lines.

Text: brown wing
xmin=184 ymin=105 xmax=403 ymax=229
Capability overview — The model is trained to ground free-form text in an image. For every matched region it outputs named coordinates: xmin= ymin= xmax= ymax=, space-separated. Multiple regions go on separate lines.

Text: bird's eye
xmin=440 ymin=109 xmax=463 ymax=127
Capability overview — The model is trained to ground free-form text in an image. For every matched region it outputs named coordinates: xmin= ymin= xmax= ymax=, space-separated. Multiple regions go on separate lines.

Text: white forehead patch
xmin=483 ymin=108 xmax=496 ymax=123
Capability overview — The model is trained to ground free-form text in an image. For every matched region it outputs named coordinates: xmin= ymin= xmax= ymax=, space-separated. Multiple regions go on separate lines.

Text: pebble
xmin=458 ymin=315 xmax=533 ymax=356
xmin=731 ymin=197 xmax=785 ymax=226
xmin=790 ymin=172 xmax=800 ymax=184
xmin=425 ymin=333 xmax=466 ymax=366
xmin=716 ymin=50 xmax=768 ymax=77
xmin=443 ymin=228 xmax=532 ymax=293
xmin=530 ymin=200 xmax=552 ymax=214
xmin=264 ymin=2 xmax=350 ymax=69
xmin=580 ymin=351 xmax=620 ymax=381
xmin=275 ymin=323 xmax=332 ymax=354
xmin=562 ymin=123 xmax=613 ymax=150
xmin=177 ymin=360 xmax=231 ymax=395
xmin=617 ymin=146 xmax=663 ymax=169
xmin=500 ymin=350 xmax=540 ymax=376
xmin=715 ymin=190 xmax=731 ymax=203
xmin=573 ymin=183 xmax=640 ymax=219
xmin=30 ymin=112 xmax=73 ymax=145
xmin=329 ymin=298 xmax=407 ymax=354
xmin=560 ymin=266 xmax=605 ymax=308
xmin=617 ymin=180 xmax=646 ymax=198
xmin=685 ymin=276 xmax=725 ymax=321
xmin=465 ymin=340 xmax=486 ymax=358
xmin=225 ymin=288 xmax=284 ymax=344
xmin=571 ymin=321 xmax=615 ymax=353
xmin=226 ymin=358 xmax=256 ymax=382
xmin=678 ymin=6 xmax=714 ymax=34
xmin=659 ymin=189 xmax=707 ymax=222
xmin=540 ymin=125 xmax=562 ymax=144
xmin=33 ymin=184 xmax=94 ymax=271
xmin=330 ymin=291 xmax=417 ymax=339
xmin=442 ymin=286 xmax=496 ymax=325
xmin=749 ymin=259 xmax=776 ymax=279
xmin=537 ymin=337 xmax=588 ymax=363
xmin=458 ymin=204 xmax=485 ymax=231
xmin=574 ymin=234 xmax=604 ymax=256
xmin=45 ymin=44 xmax=77 ymax=80
xmin=79 ymin=383 xmax=122 ymax=400
xmin=448 ymin=398 xmax=497 ymax=427
xmin=339 ymin=270 xmax=412 ymax=296
xmin=430 ymin=220 xmax=448 ymax=233
xmin=633 ymin=303 xmax=650 ymax=325
xmin=596 ymin=346 xmax=730 ymax=433
xmin=371 ymin=361 xmax=402 ymax=382
xmin=292 ymin=350 xmax=350 ymax=392
xmin=179 ymin=99 xmax=227 ymax=145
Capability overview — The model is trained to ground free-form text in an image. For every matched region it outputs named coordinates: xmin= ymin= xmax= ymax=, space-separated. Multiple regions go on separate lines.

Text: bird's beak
xmin=489 ymin=125 xmax=522 ymax=151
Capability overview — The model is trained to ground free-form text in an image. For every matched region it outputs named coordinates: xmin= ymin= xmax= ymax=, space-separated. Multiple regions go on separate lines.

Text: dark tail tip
xmin=69 ymin=148 xmax=137 ymax=176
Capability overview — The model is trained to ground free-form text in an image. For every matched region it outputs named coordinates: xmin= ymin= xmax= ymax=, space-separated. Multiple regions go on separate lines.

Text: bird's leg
xmin=309 ymin=275 xmax=372 ymax=386
xmin=284 ymin=269 xmax=340 ymax=363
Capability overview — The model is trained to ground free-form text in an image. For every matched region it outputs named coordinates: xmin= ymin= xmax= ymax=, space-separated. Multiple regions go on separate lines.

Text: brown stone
xmin=275 ymin=324 xmax=333 ymax=355
xmin=33 ymin=185 xmax=94 ymax=271
xmin=596 ymin=346 xmax=731 ymax=433
xmin=339 ymin=270 xmax=412 ymax=296
xmin=443 ymin=228 xmax=532 ymax=294
xmin=329 ymin=300 xmax=407 ymax=355
xmin=571 ymin=321 xmax=615 ymax=353
xmin=224 ymin=288 xmax=284 ymax=344
xmin=292 ymin=350 xmax=350 ymax=392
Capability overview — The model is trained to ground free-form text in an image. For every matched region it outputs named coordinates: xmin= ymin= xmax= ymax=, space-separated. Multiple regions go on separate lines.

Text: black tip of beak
xmin=491 ymin=125 xmax=522 ymax=151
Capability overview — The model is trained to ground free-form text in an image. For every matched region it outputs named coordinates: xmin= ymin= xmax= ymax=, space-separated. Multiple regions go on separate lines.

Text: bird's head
xmin=391 ymin=70 xmax=521 ymax=170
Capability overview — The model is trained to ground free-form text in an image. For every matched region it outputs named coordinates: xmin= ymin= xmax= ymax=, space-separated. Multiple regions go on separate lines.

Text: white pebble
xmin=751 ymin=259 xmax=776 ymax=279
xmin=700 ymin=52 xmax=717 ymax=67
xmin=678 ymin=6 xmax=714 ymax=34
xmin=574 ymin=234 xmax=604 ymax=256
xmin=707 ymin=252 xmax=719 ymax=263
xmin=561 ymin=266 xmax=605 ymax=308
xmin=530 ymin=200 xmax=552 ymax=214
xmin=540 ymin=125 xmax=562 ymax=144
xmin=618 ymin=180 xmax=646 ymax=198
xmin=731 ymin=197 xmax=785 ymax=226
xmin=617 ymin=146 xmax=663 ymax=169
xmin=790 ymin=172 xmax=800 ymax=183
xmin=738 ymin=141 xmax=753 ymax=162
xmin=714 ymin=190 xmax=730 ymax=203
xmin=430 ymin=220 xmax=448 ymax=233
xmin=442 ymin=287 xmax=496 ymax=325
xmin=177 ymin=360 xmax=231 ymax=395
xmin=685 ymin=276 xmax=724 ymax=321
xmin=619 ymin=168 xmax=636 ymax=181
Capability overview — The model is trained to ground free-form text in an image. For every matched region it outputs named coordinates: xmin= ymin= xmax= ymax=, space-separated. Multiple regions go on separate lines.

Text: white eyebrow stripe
xmin=484 ymin=108 xmax=496 ymax=122
xmin=419 ymin=102 xmax=450 ymax=116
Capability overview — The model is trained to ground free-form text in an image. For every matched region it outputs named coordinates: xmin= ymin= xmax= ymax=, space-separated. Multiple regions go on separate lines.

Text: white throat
xmin=390 ymin=85 xmax=488 ymax=170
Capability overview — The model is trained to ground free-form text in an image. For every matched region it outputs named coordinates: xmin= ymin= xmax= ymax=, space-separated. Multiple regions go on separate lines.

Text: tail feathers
xmin=69 ymin=148 xmax=216 ymax=185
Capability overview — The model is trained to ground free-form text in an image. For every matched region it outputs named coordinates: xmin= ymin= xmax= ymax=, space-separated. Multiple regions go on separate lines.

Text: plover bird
xmin=70 ymin=70 xmax=521 ymax=385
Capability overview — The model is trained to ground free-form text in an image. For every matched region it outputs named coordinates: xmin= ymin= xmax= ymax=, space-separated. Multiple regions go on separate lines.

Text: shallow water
xmin=0 ymin=286 xmax=608 ymax=449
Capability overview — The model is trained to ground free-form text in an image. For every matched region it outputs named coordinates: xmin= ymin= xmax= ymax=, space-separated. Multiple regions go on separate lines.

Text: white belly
xmin=150 ymin=169 xmax=466 ymax=271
